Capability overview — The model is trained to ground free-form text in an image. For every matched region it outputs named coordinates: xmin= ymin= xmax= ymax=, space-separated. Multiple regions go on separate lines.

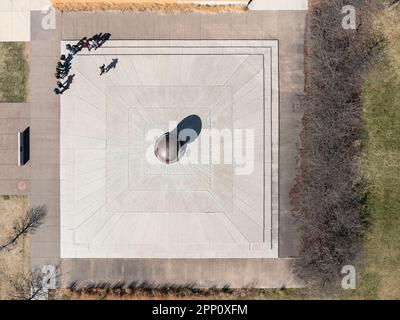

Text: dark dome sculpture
xmin=154 ymin=132 xmax=185 ymax=164
xmin=154 ymin=114 xmax=202 ymax=165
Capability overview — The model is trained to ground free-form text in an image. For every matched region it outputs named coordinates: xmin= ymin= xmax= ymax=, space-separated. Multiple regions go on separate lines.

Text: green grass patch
xmin=0 ymin=42 xmax=29 ymax=103
xmin=346 ymin=5 xmax=400 ymax=299
xmin=347 ymin=60 xmax=400 ymax=299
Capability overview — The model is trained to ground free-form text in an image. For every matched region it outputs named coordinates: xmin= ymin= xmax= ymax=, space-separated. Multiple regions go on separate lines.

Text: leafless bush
xmin=291 ymin=0 xmax=384 ymax=287
xmin=10 ymin=264 xmax=61 ymax=300
xmin=0 ymin=205 xmax=47 ymax=251
xmin=67 ymin=281 xmax=234 ymax=298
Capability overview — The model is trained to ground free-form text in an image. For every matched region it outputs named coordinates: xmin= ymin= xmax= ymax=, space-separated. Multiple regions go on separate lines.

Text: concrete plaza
xmin=60 ymin=40 xmax=279 ymax=259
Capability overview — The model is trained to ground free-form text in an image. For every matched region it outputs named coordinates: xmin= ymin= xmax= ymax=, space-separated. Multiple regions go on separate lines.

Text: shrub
xmin=291 ymin=0 xmax=384 ymax=287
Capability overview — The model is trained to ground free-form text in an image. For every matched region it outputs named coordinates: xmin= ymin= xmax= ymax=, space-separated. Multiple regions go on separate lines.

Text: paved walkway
xmin=61 ymin=258 xmax=303 ymax=288
xmin=29 ymin=9 xmax=62 ymax=269
xmin=249 ymin=0 xmax=308 ymax=10
xmin=0 ymin=103 xmax=30 ymax=195
xmin=0 ymin=1 xmax=309 ymax=41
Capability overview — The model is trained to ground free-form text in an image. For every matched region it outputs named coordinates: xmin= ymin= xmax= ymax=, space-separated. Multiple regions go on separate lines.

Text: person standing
xmin=88 ymin=38 xmax=99 ymax=51
xmin=99 ymin=64 xmax=106 ymax=76
xmin=81 ymin=38 xmax=89 ymax=49
xmin=57 ymin=61 xmax=67 ymax=69
xmin=66 ymin=44 xmax=78 ymax=55
xmin=56 ymin=81 xmax=66 ymax=89
xmin=55 ymin=72 xmax=66 ymax=80
xmin=77 ymin=37 xmax=89 ymax=50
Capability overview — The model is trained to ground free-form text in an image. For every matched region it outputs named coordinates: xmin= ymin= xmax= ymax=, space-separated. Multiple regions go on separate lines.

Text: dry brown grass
xmin=51 ymin=0 xmax=247 ymax=13
xmin=375 ymin=7 xmax=400 ymax=76
xmin=0 ymin=196 xmax=30 ymax=299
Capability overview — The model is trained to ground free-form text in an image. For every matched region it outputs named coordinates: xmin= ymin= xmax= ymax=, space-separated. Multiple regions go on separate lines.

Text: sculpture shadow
xmin=173 ymin=114 xmax=202 ymax=147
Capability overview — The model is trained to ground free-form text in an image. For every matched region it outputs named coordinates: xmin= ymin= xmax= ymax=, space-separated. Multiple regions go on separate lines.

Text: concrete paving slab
xmin=61 ymin=257 xmax=303 ymax=288
xmin=29 ymin=9 xmax=62 ymax=270
xmin=0 ymin=12 xmax=13 ymax=40
xmin=0 ymin=0 xmax=51 ymax=41
xmin=0 ymin=103 xmax=30 ymax=195
xmin=59 ymin=40 xmax=278 ymax=259
xmin=249 ymin=0 xmax=308 ymax=10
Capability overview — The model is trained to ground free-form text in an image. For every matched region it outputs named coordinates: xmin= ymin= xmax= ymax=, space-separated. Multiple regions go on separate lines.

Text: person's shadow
xmin=65 ymin=54 xmax=73 ymax=64
xmin=65 ymin=74 xmax=75 ymax=87
xmin=171 ymin=114 xmax=202 ymax=147
xmin=61 ymin=74 xmax=75 ymax=93
xmin=105 ymin=58 xmax=118 ymax=73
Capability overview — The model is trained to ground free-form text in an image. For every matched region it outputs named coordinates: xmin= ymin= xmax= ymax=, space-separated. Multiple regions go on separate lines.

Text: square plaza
xmin=60 ymin=40 xmax=279 ymax=258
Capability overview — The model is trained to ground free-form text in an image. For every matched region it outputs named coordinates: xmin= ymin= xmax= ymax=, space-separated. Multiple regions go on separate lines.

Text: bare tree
xmin=0 ymin=205 xmax=47 ymax=251
xmin=389 ymin=0 xmax=400 ymax=9
xmin=10 ymin=264 xmax=61 ymax=300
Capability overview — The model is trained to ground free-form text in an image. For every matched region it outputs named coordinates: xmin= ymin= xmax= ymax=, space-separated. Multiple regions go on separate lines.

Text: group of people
xmin=54 ymin=75 xmax=75 ymax=95
xmin=54 ymin=33 xmax=112 ymax=95
xmin=66 ymin=33 xmax=111 ymax=55
xmin=54 ymin=55 xmax=73 ymax=95
xmin=55 ymin=54 xmax=71 ymax=79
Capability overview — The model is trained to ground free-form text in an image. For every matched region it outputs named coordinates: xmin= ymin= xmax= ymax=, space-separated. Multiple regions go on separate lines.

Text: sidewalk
xmin=248 ymin=0 xmax=308 ymax=10
xmin=0 ymin=103 xmax=30 ymax=195
xmin=0 ymin=0 xmax=51 ymax=41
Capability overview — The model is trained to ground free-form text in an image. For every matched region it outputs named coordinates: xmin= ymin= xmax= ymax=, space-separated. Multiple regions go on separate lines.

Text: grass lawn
xmin=0 ymin=42 xmax=29 ymax=103
xmin=348 ymin=62 xmax=400 ymax=299
xmin=346 ymin=7 xmax=400 ymax=299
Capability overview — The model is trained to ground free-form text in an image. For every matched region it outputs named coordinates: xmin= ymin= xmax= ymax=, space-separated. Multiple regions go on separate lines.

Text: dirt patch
xmin=0 ymin=196 xmax=30 ymax=299
xmin=51 ymin=0 xmax=246 ymax=13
